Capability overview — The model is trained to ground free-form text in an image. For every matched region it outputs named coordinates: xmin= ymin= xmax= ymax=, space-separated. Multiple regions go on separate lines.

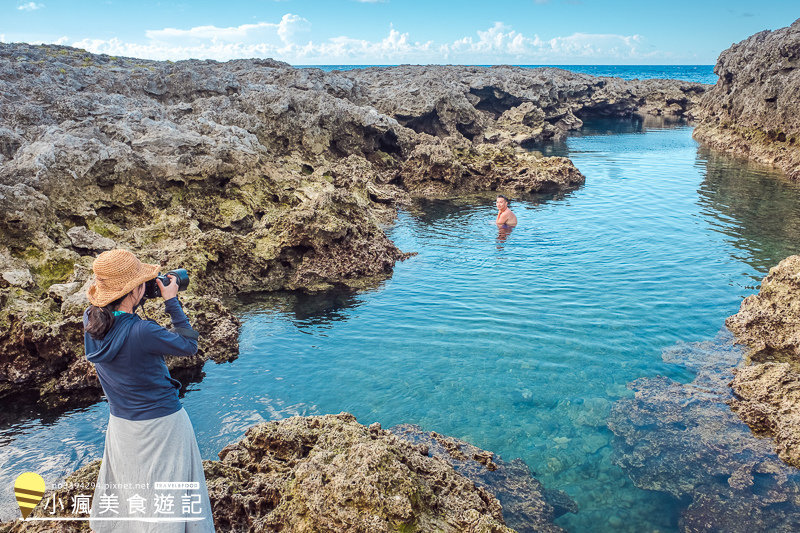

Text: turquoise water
xmin=2 ymin=120 xmax=800 ymax=531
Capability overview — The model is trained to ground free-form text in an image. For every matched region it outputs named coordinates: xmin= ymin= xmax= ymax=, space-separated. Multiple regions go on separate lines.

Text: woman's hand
xmin=156 ymin=274 xmax=180 ymax=301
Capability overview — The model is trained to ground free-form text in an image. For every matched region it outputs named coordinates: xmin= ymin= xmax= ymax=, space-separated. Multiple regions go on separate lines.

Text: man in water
xmin=495 ymin=195 xmax=517 ymax=227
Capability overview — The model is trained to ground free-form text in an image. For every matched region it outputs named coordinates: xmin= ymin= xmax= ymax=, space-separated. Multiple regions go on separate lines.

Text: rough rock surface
xmin=0 ymin=42 xmax=706 ymax=405
xmin=608 ymin=331 xmax=800 ymax=532
xmin=723 ymin=255 xmax=800 ymax=466
xmin=726 ymin=255 xmax=800 ymax=363
xmin=729 ymin=363 xmax=800 ymax=468
xmin=694 ymin=18 xmax=800 ymax=180
xmin=0 ymin=413 xmax=572 ymax=533
xmin=694 ymin=17 xmax=800 ymax=471
xmin=390 ymin=425 xmax=576 ymax=533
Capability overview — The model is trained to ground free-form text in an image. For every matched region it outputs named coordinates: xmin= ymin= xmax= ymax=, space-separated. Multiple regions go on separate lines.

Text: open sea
xmin=299 ymin=65 xmax=718 ymax=85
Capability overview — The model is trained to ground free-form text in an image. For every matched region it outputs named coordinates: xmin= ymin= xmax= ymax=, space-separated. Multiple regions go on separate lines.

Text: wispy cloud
xmin=18 ymin=2 xmax=44 ymax=11
xmin=65 ymin=16 xmax=661 ymax=64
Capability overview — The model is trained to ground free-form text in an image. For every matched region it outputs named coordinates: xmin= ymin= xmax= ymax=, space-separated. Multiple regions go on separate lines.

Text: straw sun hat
xmin=87 ymin=250 xmax=160 ymax=307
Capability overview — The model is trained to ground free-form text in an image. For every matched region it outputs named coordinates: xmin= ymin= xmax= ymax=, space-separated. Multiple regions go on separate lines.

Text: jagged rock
xmin=725 ymin=256 xmax=800 ymax=466
xmin=65 ymin=226 xmax=116 ymax=251
xmin=695 ymin=17 xmax=800 ymax=469
xmin=726 ymin=255 xmax=800 ymax=363
xmin=0 ymin=269 xmax=33 ymax=289
xmin=398 ymin=140 xmax=584 ymax=197
xmin=729 ymin=362 xmax=800 ymax=468
xmin=694 ymin=18 xmax=800 ymax=180
xmin=348 ymin=65 xmax=706 ymax=147
xmin=0 ymin=42 xmax=703 ymax=406
xmin=0 ymin=414 xmax=571 ymax=533
xmin=390 ymin=425 xmax=576 ymax=533
xmin=45 ymin=281 xmax=81 ymax=303
xmin=608 ymin=331 xmax=800 ymax=532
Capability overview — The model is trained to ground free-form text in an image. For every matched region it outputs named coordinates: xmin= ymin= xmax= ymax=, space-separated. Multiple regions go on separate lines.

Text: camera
xmin=144 ymin=268 xmax=190 ymax=299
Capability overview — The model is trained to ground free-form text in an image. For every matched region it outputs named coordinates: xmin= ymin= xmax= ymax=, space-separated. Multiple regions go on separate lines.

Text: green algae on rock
xmin=0 ymin=413 xmax=571 ymax=533
xmin=0 ymin=42 xmax=708 ymax=407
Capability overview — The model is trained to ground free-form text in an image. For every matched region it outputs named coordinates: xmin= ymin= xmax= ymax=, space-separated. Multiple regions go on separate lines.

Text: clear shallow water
xmin=2 ymin=120 xmax=800 ymax=531
xmin=299 ymin=65 xmax=717 ymax=85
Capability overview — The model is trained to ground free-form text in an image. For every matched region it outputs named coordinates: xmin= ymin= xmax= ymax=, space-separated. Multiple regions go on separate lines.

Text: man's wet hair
xmin=497 ymin=195 xmax=510 ymax=205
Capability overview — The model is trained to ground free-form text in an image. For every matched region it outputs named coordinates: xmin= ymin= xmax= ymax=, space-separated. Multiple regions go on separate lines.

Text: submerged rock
xmin=694 ymin=18 xmax=800 ymax=180
xmin=390 ymin=425 xmax=576 ymax=533
xmin=0 ymin=413 xmax=571 ymax=533
xmin=608 ymin=331 xmax=800 ymax=532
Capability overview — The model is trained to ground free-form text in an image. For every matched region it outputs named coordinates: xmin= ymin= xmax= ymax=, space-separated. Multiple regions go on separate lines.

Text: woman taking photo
xmin=83 ymin=249 xmax=214 ymax=533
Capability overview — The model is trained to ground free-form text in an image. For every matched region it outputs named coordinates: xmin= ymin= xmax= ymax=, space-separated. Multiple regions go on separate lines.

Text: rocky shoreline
xmin=0 ymin=42 xmax=707 ymax=407
xmin=693 ymin=18 xmax=800 ymax=180
xmin=0 ymin=413 xmax=576 ymax=533
xmin=725 ymin=256 xmax=800 ymax=468
xmin=607 ymin=332 xmax=800 ymax=532
xmin=687 ymin=17 xmax=800 ymax=470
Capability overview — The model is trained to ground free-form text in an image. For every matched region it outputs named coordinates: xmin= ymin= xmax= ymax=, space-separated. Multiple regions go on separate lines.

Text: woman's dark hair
xmin=85 ymin=293 xmax=128 ymax=340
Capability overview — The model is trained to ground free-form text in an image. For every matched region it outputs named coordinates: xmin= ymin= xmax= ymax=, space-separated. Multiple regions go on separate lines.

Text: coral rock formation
xmin=725 ymin=255 xmax=800 ymax=466
xmin=0 ymin=414 xmax=572 ymax=533
xmin=0 ymin=42 xmax=706 ymax=406
xmin=608 ymin=332 xmax=800 ymax=532
xmin=729 ymin=362 xmax=800 ymax=468
xmin=694 ymin=18 xmax=800 ymax=180
xmin=726 ymin=255 xmax=800 ymax=362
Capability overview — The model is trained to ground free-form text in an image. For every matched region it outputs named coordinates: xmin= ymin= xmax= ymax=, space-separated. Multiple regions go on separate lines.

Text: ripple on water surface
xmin=3 ymin=120 xmax=800 ymax=531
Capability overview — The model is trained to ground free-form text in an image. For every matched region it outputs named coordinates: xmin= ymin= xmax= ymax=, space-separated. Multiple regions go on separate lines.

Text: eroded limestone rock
xmin=0 ymin=414 xmax=571 ymax=533
xmin=0 ymin=42 xmax=704 ymax=406
xmin=726 ymin=255 xmax=800 ymax=363
xmin=65 ymin=226 xmax=116 ymax=251
xmin=694 ymin=18 xmax=800 ymax=180
xmin=729 ymin=362 xmax=800 ymax=468
xmin=724 ymin=256 xmax=800 ymax=466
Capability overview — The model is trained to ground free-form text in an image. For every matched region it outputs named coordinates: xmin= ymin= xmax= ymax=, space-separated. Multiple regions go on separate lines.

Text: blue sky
xmin=2 ymin=1 xmax=797 ymax=65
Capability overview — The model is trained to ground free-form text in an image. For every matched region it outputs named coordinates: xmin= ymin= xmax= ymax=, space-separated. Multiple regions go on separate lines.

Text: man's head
xmin=496 ymin=195 xmax=510 ymax=210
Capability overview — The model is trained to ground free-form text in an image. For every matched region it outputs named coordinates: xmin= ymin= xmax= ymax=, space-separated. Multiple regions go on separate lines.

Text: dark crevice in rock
xmin=469 ymin=87 xmax=523 ymax=118
xmin=397 ymin=110 xmax=448 ymax=137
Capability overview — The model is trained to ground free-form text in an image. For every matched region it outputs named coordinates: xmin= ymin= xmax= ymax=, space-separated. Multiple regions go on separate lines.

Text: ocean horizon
xmin=294 ymin=64 xmax=718 ymax=85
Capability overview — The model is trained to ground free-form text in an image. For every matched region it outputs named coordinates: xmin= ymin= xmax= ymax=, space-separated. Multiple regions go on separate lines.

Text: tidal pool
xmin=2 ymin=119 xmax=800 ymax=531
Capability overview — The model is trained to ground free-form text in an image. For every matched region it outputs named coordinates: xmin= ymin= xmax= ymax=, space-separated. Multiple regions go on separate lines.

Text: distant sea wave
xmin=296 ymin=64 xmax=718 ymax=85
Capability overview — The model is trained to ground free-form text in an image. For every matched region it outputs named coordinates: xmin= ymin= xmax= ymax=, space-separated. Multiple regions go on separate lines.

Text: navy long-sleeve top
xmin=84 ymin=298 xmax=199 ymax=421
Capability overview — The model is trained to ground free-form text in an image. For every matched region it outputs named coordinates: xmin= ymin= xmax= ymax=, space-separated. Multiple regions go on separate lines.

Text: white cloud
xmin=0 ymin=35 xmax=5 ymax=43
xmin=18 ymin=2 xmax=44 ymax=11
xmin=60 ymin=17 xmax=662 ymax=65
xmin=145 ymin=14 xmax=309 ymax=46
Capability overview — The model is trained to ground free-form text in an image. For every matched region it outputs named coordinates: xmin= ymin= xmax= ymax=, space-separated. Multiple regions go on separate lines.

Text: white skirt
xmin=90 ymin=408 xmax=215 ymax=533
